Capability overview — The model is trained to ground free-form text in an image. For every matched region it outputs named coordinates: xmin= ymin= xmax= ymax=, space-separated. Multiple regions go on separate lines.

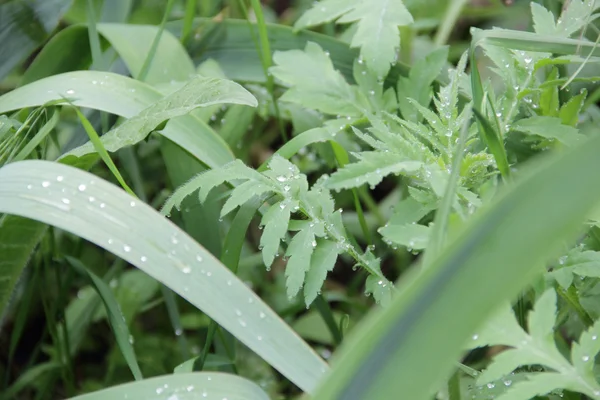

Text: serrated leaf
xmin=339 ymin=0 xmax=413 ymax=78
xmin=379 ymin=223 xmax=430 ymax=250
xmin=221 ymin=181 xmax=273 ymax=218
xmin=260 ymin=200 xmax=294 ymax=268
xmin=365 ymin=274 xmax=392 ymax=307
xmin=304 ymin=239 xmax=339 ymax=306
xmin=66 ymin=76 xmax=257 ymax=158
xmin=326 ymin=151 xmax=422 ymax=190
xmin=496 ymin=373 xmax=572 ymax=400
xmin=528 ymin=289 xmax=556 ymax=341
xmin=270 ymin=42 xmax=363 ymax=116
xmin=294 ymin=0 xmax=361 ymax=30
xmin=295 ymin=0 xmax=413 ymax=77
xmin=285 ymin=227 xmax=317 ymax=298
xmin=560 ymin=91 xmax=586 ymax=127
xmin=572 ymin=318 xmax=600 ymax=375
xmin=531 ymin=3 xmax=558 ymax=36
xmin=513 ymin=116 xmax=584 ymax=147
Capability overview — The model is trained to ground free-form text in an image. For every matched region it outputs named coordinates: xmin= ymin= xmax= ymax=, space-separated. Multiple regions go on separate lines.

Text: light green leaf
xmin=527 ymin=289 xmax=556 ymax=342
xmin=260 ymin=200 xmax=294 ymax=269
xmin=0 ymin=160 xmax=327 ymax=393
xmin=531 ymin=2 xmax=557 ymax=36
xmin=559 ymin=90 xmax=586 ymax=127
xmin=96 ymin=23 xmax=195 ymax=84
xmin=66 ymin=75 xmax=257 ymax=158
xmin=397 ymin=47 xmax=449 ymax=122
xmin=512 ymin=116 xmax=584 ymax=147
xmin=304 ymin=239 xmax=339 ymax=306
xmin=270 ymin=42 xmax=363 ymax=117
xmin=68 ymin=372 xmax=268 ymax=400
xmin=221 ymin=181 xmax=273 ymax=218
xmin=0 ymin=71 xmax=235 ymax=169
xmin=285 ymin=226 xmax=317 ymax=299
xmin=337 ymin=0 xmax=413 ymax=77
xmin=572 ymin=318 xmax=600 ymax=375
xmin=496 ymin=373 xmax=572 ymax=400
xmin=312 ymin=124 xmax=600 ymax=399
xmin=326 ymin=151 xmax=423 ymax=191
xmin=379 ymin=223 xmax=430 ymax=250
xmin=294 ymin=0 xmax=413 ymax=77
xmin=294 ymin=0 xmax=361 ymax=31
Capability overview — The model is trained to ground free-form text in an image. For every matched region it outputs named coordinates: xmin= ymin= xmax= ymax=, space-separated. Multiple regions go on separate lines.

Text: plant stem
xmin=315 ymin=295 xmax=343 ymax=346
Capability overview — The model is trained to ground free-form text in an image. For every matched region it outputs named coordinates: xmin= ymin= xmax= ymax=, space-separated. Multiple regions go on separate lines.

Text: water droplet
xmin=171 ymin=235 xmax=178 ymax=244
xmin=503 ymin=380 xmax=512 ymax=387
xmin=140 ymin=256 xmax=147 ymax=262
xmin=593 ymin=335 xmax=598 ymax=340
xmin=62 ymin=198 xmax=70 ymax=205
xmin=259 ymin=312 xmax=266 ymax=319
xmin=486 ymin=383 xmax=495 ymax=389
xmin=582 ymin=355 xmax=590 ymax=362
xmin=128 ymin=334 xmax=134 ymax=344
xmin=156 ymin=387 xmax=164 ymax=394
xmin=227 ymin=280 xmax=232 ymax=286
xmin=202 ymin=391 xmax=208 ymax=398
xmin=100 ymin=203 xmax=106 ymax=208
xmin=66 ymin=89 xmax=75 ymax=95
xmin=276 ymin=175 xmax=287 ymax=182
xmin=312 ymin=240 xmax=317 ymax=247
xmin=196 ymin=255 xmax=203 ymax=262
xmin=239 ymin=319 xmax=247 ymax=327
xmin=257 ymin=335 xmax=263 ymax=341
xmin=42 ymin=181 xmax=50 ymax=188
xmin=181 ymin=265 xmax=191 ymax=274
xmin=130 ymin=201 xmax=136 ymax=207
xmin=175 ymin=328 xmax=183 ymax=336
xmin=123 ymin=245 xmax=131 ymax=252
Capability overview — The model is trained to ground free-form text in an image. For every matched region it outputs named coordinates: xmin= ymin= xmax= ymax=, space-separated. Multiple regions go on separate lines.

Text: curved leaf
xmin=0 ymin=160 xmax=328 ymax=393
xmin=0 ymin=71 xmax=236 ymax=169
xmin=69 ymin=372 xmax=268 ymax=400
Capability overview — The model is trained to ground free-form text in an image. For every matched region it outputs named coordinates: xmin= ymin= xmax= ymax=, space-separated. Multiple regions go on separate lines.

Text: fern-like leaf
xmin=259 ymin=199 xmax=296 ymax=269
xmin=326 ymin=151 xmax=423 ymax=191
xmin=295 ymin=0 xmax=413 ymax=77
xmin=469 ymin=289 xmax=600 ymax=399
xmin=304 ymin=239 xmax=339 ymax=305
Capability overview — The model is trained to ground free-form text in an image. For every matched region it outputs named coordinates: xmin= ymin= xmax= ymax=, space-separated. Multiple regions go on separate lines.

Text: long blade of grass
xmin=312 ymin=123 xmax=600 ymax=398
xmin=0 ymin=160 xmax=328 ymax=393
xmin=68 ymin=372 xmax=268 ymax=400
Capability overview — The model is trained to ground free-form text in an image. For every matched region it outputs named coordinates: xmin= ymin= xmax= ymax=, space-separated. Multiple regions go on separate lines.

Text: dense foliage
xmin=2 ymin=0 xmax=600 ymax=399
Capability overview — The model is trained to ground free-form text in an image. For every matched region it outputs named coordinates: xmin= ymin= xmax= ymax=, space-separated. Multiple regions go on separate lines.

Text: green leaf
xmin=513 ymin=116 xmax=584 ymax=147
xmin=294 ymin=0 xmax=361 ymax=30
xmin=285 ymin=226 xmax=318 ymax=299
xmin=66 ymin=75 xmax=257 ymax=158
xmin=531 ymin=2 xmax=558 ymax=36
xmin=0 ymin=0 xmax=72 ymax=80
xmin=221 ymin=181 xmax=273 ymax=218
xmin=311 ymin=123 xmax=600 ymax=399
xmin=304 ymin=239 xmax=339 ymax=306
xmin=295 ymin=0 xmax=413 ymax=77
xmin=259 ymin=200 xmax=294 ymax=269
xmin=0 ymin=160 xmax=327 ymax=393
xmin=66 ymin=257 xmax=143 ymax=381
xmin=270 ymin=42 xmax=363 ymax=116
xmin=397 ymin=47 xmax=449 ymax=122
xmin=96 ymin=23 xmax=195 ymax=84
xmin=326 ymin=151 xmax=423 ymax=191
xmin=0 ymin=71 xmax=236 ymax=169
xmin=559 ymin=90 xmax=586 ymax=127
xmin=379 ymin=223 xmax=430 ymax=250
xmin=472 ymin=107 xmax=510 ymax=179
xmin=68 ymin=372 xmax=269 ymax=400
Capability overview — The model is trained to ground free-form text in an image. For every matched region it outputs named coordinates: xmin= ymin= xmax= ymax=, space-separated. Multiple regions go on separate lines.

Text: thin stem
xmin=245 ymin=0 xmax=288 ymax=142
xmin=314 ymin=295 xmax=343 ymax=346
xmin=138 ymin=0 xmax=177 ymax=82
xmin=434 ymin=0 xmax=470 ymax=46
